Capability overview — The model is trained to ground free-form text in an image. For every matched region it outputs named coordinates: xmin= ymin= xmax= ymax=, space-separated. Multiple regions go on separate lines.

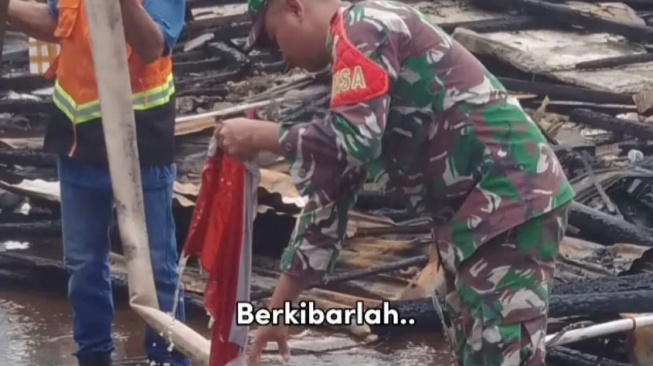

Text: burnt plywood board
xmin=451 ymin=3 xmax=653 ymax=93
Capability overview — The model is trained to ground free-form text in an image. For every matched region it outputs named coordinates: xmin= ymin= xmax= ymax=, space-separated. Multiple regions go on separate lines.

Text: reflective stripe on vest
xmin=52 ymin=73 xmax=175 ymax=124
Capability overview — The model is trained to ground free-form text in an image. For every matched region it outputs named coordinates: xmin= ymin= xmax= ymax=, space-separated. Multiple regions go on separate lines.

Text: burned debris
xmin=3 ymin=0 xmax=653 ymax=364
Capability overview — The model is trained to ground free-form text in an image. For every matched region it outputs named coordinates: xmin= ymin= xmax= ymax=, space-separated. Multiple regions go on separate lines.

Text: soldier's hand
xmin=247 ymin=324 xmax=290 ymax=366
xmin=214 ymin=118 xmax=261 ymax=161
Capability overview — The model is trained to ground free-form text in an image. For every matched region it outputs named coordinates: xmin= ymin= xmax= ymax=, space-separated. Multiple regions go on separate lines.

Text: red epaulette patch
xmin=329 ymin=15 xmax=390 ymax=108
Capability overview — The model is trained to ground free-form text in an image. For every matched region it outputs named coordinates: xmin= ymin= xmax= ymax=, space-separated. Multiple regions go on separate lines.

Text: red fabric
xmin=329 ymin=10 xmax=389 ymax=108
xmin=182 ymin=149 xmax=246 ymax=366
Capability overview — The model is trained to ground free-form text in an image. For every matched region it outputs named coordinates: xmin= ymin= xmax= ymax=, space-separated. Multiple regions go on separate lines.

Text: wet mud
xmin=0 ymin=241 xmax=455 ymax=366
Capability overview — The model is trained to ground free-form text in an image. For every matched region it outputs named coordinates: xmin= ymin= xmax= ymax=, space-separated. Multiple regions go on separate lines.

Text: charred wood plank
xmin=249 ymin=51 xmax=282 ymax=65
xmin=480 ymin=0 xmax=653 ymax=42
xmin=172 ymin=50 xmax=207 ymax=63
xmin=569 ymin=201 xmax=653 ymax=247
xmin=440 ymin=15 xmax=541 ymax=34
xmin=498 ymin=78 xmax=634 ymax=105
xmin=0 ymin=220 xmax=61 ymax=238
xmin=173 ymin=58 xmax=225 ymax=74
xmin=624 ymin=178 xmax=653 ymax=213
xmin=0 ymin=115 xmax=46 ymax=136
xmin=211 ymin=41 xmax=248 ymax=64
xmin=547 ymin=347 xmax=630 ymax=366
xmin=575 ymin=53 xmax=653 ymax=70
xmin=0 ymin=74 xmax=51 ymax=92
xmin=185 ymin=13 xmax=249 ymax=34
xmin=256 ymin=60 xmax=287 ymax=74
xmin=569 ymin=109 xmax=653 ymax=140
xmin=177 ymin=87 xmax=228 ymax=98
xmin=251 ymin=255 xmax=430 ymax=301
xmin=0 ymin=150 xmax=56 ymax=168
xmin=212 ymin=23 xmax=250 ymax=41
xmin=0 ymin=250 xmax=206 ymax=309
xmin=545 ymin=0 xmax=653 ymax=10
xmin=550 ymin=142 xmax=596 ymax=158
xmin=0 ymin=100 xmax=51 ymax=114
xmin=373 ymin=289 xmax=653 ymax=335
xmin=550 ymin=290 xmax=653 ymax=318
xmin=553 ymin=273 xmax=653 ymax=295
xmin=175 ymin=69 xmax=242 ymax=89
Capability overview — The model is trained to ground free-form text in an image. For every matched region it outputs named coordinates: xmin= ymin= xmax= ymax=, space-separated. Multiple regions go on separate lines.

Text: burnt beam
xmin=575 ymin=53 xmax=653 ymax=70
xmin=0 ymin=150 xmax=56 ymax=168
xmin=547 ymin=347 xmax=630 ymax=366
xmin=173 ymin=58 xmax=225 ymax=74
xmin=553 ymin=273 xmax=653 ymax=295
xmin=440 ymin=15 xmax=542 ymax=34
xmin=499 ymin=78 xmax=634 ymax=105
xmin=374 ymin=289 xmax=653 ymax=335
xmin=569 ymin=109 xmax=653 ymax=140
xmin=0 ymin=220 xmax=61 ymax=239
xmin=480 ymin=0 xmax=653 ymax=42
xmin=568 ymin=201 xmax=653 ymax=247
xmin=0 ymin=74 xmax=52 ymax=92
xmin=0 ymin=100 xmax=51 ymax=114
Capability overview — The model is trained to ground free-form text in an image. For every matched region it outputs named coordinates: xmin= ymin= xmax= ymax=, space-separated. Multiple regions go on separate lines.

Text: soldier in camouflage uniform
xmin=216 ymin=0 xmax=575 ymax=365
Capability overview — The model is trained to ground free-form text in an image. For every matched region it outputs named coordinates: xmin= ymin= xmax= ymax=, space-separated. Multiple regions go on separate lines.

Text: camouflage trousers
xmin=439 ymin=204 xmax=569 ymax=366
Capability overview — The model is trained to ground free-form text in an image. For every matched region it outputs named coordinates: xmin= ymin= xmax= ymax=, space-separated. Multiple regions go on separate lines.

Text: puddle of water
xmin=0 ymin=272 xmax=455 ymax=366
xmin=0 ymin=240 xmax=455 ymax=366
xmin=259 ymin=334 xmax=454 ymax=366
xmin=0 ymin=287 xmax=153 ymax=366
xmin=0 ymin=262 xmax=212 ymax=366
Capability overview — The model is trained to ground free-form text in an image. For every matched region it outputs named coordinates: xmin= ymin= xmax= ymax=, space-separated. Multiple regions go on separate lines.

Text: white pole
xmin=83 ymin=0 xmax=210 ymax=364
xmin=546 ymin=314 xmax=653 ymax=347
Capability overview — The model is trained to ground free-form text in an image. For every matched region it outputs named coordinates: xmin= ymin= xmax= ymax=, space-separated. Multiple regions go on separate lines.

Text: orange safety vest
xmin=48 ymin=0 xmax=175 ymax=125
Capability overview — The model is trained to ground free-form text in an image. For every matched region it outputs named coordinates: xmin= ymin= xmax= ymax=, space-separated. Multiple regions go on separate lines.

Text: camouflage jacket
xmin=278 ymin=1 xmax=575 ymax=282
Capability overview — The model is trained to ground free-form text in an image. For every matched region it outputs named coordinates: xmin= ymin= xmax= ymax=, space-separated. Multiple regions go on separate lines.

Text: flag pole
xmin=83 ymin=0 xmax=210 ymax=364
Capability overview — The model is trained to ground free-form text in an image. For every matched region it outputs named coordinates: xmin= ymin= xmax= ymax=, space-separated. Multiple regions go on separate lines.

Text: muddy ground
xmin=0 ymin=241 xmax=455 ymax=366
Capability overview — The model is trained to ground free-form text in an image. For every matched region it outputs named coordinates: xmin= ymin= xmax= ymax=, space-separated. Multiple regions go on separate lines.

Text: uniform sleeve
xmin=142 ymin=0 xmax=186 ymax=55
xmin=278 ymin=14 xmax=406 ymax=283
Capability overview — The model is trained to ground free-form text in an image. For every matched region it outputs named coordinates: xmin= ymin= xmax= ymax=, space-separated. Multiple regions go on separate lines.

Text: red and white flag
xmin=182 ymin=136 xmax=259 ymax=366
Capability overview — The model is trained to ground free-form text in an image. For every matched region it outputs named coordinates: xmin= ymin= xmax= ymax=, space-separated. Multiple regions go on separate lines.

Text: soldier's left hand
xmin=215 ymin=117 xmax=262 ymax=161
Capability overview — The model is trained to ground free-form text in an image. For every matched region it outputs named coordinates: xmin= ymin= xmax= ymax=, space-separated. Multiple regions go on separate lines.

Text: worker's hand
xmin=214 ymin=118 xmax=261 ymax=161
xmin=247 ymin=324 xmax=290 ymax=366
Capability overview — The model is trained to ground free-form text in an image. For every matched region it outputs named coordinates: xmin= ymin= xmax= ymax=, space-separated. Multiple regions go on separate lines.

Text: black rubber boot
xmin=77 ymin=353 xmax=113 ymax=366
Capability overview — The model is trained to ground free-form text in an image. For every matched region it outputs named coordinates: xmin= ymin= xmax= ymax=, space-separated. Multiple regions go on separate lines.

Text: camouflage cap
xmin=244 ymin=0 xmax=270 ymax=53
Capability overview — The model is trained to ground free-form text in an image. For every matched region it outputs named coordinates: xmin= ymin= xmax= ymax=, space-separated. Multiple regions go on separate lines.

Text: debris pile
xmin=3 ymin=0 xmax=653 ymax=364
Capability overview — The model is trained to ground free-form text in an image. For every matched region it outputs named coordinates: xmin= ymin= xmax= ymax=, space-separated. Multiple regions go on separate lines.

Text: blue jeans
xmin=58 ymin=155 xmax=189 ymax=366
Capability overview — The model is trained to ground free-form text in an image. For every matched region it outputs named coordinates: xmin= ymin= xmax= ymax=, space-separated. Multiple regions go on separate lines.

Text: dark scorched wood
xmin=479 ymin=0 xmax=653 ymax=42
xmin=568 ymin=201 xmax=653 ymax=247
xmin=570 ymin=109 xmax=653 ymax=140
xmin=498 ymin=78 xmax=634 ymax=105
xmin=547 ymin=347 xmax=630 ymax=366
xmin=553 ymin=273 xmax=653 ymax=295
xmin=575 ymin=53 xmax=653 ymax=70
xmin=371 ymin=290 xmax=653 ymax=335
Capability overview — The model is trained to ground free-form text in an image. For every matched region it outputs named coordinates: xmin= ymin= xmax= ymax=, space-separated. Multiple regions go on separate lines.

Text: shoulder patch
xmin=330 ymin=31 xmax=390 ymax=108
